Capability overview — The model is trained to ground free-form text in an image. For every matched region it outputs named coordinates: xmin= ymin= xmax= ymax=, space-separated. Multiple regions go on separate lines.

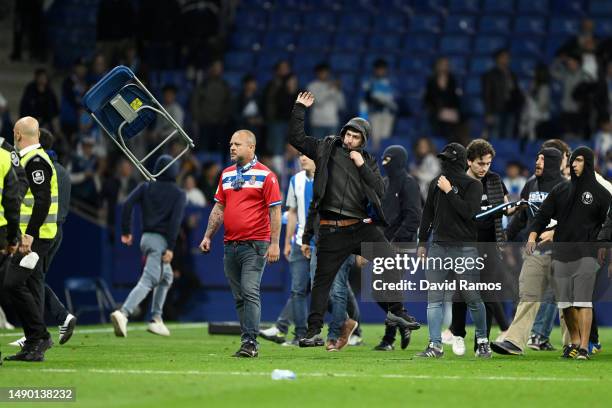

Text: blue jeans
xmin=289 ymin=242 xmax=311 ymax=338
xmin=275 ymin=298 xmax=292 ymax=335
xmin=223 ymin=241 xmax=269 ymax=343
xmin=531 ymin=287 xmax=556 ymax=339
xmin=122 ymin=233 xmax=173 ymax=320
xmin=426 ymin=244 xmax=488 ymax=348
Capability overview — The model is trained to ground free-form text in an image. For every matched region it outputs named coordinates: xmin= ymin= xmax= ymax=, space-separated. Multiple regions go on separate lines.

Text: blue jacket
xmin=121 ymin=155 xmax=186 ymax=249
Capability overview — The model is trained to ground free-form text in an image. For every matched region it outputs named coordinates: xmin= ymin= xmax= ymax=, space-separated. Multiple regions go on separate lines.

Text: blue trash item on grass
xmin=271 ymin=369 xmax=296 ymax=380
xmin=82 ymin=65 xmax=194 ymax=180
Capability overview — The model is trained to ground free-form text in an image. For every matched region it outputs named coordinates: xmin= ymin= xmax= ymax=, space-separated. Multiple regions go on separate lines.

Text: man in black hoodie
xmin=492 ymin=147 xmax=566 ymax=356
xmin=289 ymin=92 xmax=420 ymax=347
xmin=110 ymin=155 xmax=187 ymax=338
xmin=416 ymin=142 xmax=491 ymax=358
xmin=374 ymin=145 xmax=422 ymax=351
xmin=526 ymin=147 xmax=610 ymax=360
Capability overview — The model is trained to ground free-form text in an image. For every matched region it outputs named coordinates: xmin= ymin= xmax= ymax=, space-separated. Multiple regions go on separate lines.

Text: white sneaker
xmin=110 ymin=310 xmax=128 ymax=337
xmin=452 ymin=336 xmax=466 ymax=356
xmin=495 ymin=330 xmax=507 ymax=343
xmin=147 ymin=319 xmax=170 ymax=336
xmin=348 ymin=334 xmax=364 ymax=346
xmin=441 ymin=329 xmax=454 ymax=345
xmin=59 ymin=314 xmax=77 ymax=345
xmin=260 ymin=326 xmax=280 ymax=337
xmin=9 ymin=336 xmax=26 ymax=348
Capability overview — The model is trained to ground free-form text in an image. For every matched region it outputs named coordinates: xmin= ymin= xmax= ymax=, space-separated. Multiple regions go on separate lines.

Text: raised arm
xmin=288 ymin=92 xmax=323 ymax=160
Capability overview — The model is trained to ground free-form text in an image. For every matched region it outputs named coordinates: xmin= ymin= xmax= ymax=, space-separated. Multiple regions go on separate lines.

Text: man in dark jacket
xmin=526 ymin=147 xmax=610 ymax=360
xmin=110 ymin=155 xmax=187 ymax=338
xmin=289 ymin=92 xmax=420 ymax=347
xmin=416 ymin=142 xmax=491 ymax=358
xmin=374 ymin=145 xmax=421 ymax=351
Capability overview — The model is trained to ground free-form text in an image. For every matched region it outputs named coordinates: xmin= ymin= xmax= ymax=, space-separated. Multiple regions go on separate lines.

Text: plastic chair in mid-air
xmin=82 ymin=65 xmax=194 ymax=180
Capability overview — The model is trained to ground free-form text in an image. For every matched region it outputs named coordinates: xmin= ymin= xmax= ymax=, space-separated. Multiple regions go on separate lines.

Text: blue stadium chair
xmin=83 ymin=66 xmax=194 ymax=180
xmin=514 ymin=16 xmax=547 ymax=35
xmin=397 ymin=74 xmax=425 ymax=95
xmin=296 ymin=32 xmax=332 ymax=51
xmin=511 ymin=58 xmax=536 ymax=77
xmin=241 ymin=0 xmax=273 ymax=8
xmin=394 ymin=118 xmax=416 ymax=135
xmin=410 ymin=0 xmax=447 ymax=13
xmin=464 ymin=76 xmax=482 ymax=96
xmin=303 ymin=11 xmax=336 ymax=31
xmin=439 ymin=35 xmax=472 ymax=54
xmin=292 ymin=53 xmax=327 ymax=72
xmin=368 ymin=34 xmax=401 ymax=51
xmin=409 ymin=14 xmax=441 ymax=33
xmin=263 ymin=31 xmax=296 ymax=50
xmin=465 ymin=96 xmax=485 ymax=116
xmin=333 ymin=33 xmax=367 ymax=50
xmin=549 ymin=17 xmax=580 ymax=35
xmin=224 ymin=71 xmax=245 ymax=91
xmin=398 ymin=55 xmax=433 ymax=74
xmin=552 ymin=0 xmax=585 ymax=15
xmin=594 ymin=18 xmax=612 ymax=37
xmin=590 ymin=1 xmax=612 ymax=16
xmin=479 ymin=16 xmax=511 ymax=34
xmin=338 ymin=73 xmax=357 ymax=90
xmin=545 ymin=35 xmax=567 ymax=58
xmin=234 ymin=9 xmax=268 ymax=31
xmin=470 ymin=57 xmax=495 ymax=75
xmin=340 ymin=0 xmax=377 ymax=10
xmin=510 ymin=37 xmax=543 ymax=58
xmin=474 ymin=36 xmax=508 ymax=55
xmin=447 ymin=55 xmax=467 ymax=76
xmin=330 ymin=53 xmax=362 ymax=73
xmin=379 ymin=0 xmax=412 ymax=12
xmin=64 ymin=277 xmax=117 ymax=324
xmin=255 ymin=51 xmax=292 ymax=71
xmin=224 ymin=51 xmax=255 ymax=71
xmin=362 ymin=54 xmax=397 ymax=71
xmin=338 ymin=12 xmax=372 ymax=31
xmin=483 ymin=0 xmax=515 ymax=14
xmin=517 ymin=0 xmax=548 ymax=14
xmin=448 ymin=0 xmax=480 ymax=13
xmin=268 ymin=10 xmax=302 ymax=31
xmin=372 ymin=13 xmax=407 ymax=33
xmin=444 ymin=15 xmax=476 ymax=34
xmin=402 ymin=34 xmax=438 ymax=55
xmin=276 ymin=0 xmax=311 ymax=10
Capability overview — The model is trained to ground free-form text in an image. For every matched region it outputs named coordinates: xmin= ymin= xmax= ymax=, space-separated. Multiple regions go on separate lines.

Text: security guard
xmin=3 ymin=116 xmax=58 ymax=362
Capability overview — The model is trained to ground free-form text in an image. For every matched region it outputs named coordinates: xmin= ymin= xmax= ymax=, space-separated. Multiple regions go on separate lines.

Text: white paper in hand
xmin=19 ymin=252 xmax=39 ymax=270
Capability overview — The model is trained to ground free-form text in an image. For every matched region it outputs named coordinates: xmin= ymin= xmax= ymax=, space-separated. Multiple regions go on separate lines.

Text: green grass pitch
xmin=0 ymin=323 xmax=610 ymax=408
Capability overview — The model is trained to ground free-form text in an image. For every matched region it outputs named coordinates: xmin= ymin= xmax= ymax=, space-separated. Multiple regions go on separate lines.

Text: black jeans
xmin=308 ymin=222 xmax=403 ymax=334
xmin=41 ymin=226 xmax=69 ymax=325
xmin=3 ymin=239 xmax=52 ymax=344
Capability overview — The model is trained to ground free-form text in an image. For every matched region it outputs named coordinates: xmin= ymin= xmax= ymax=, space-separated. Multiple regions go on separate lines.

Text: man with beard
xmin=416 ymin=143 xmax=491 ymax=358
xmin=526 ymin=147 xmax=610 ymax=360
xmin=374 ymin=145 xmax=422 ymax=351
xmin=492 ymin=147 xmax=566 ymax=355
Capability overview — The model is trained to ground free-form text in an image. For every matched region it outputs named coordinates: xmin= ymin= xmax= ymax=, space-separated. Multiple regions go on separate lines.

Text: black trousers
xmin=308 ymin=222 xmax=403 ymax=334
xmin=3 ymin=239 xmax=52 ymax=344
xmin=450 ymin=300 xmax=509 ymax=340
xmin=41 ymin=227 xmax=69 ymax=325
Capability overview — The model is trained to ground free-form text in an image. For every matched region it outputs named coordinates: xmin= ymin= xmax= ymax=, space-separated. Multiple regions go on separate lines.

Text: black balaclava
xmin=382 ymin=145 xmax=408 ymax=178
xmin=537 ymin=147 xmax=564 ymax=190
xmin=437 ymin=142 xmax=474 ymax=190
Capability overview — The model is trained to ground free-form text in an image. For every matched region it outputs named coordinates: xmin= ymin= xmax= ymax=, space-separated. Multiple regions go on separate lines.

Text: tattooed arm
xmin=199 ymin=203 xmax=225 ymax=252
xmin=266 ymin=205 xmax=281 ymax=263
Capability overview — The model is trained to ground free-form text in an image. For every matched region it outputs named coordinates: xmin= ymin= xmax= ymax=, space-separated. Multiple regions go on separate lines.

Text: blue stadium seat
xmin=439 ymin=35 xmax=472 ymax=54
xmin=303 ymin=11 xmax=336 ymax=31
xmin=263 ymin=31 xmax=296 ymax=50
xmin=552 ymin=0 xmax=585 ymax=15
xmin=394 ymin=118 xmax=416 ymax=134
xmin=514 ymin=16 xmax=547 ymax=35
xmin=235 ymin=9 xmax=268 ymax=31
xmin=483 ymin=0 xmax=514 ymax=14
xmin=465 ymin=96 xmax=484 ymax=116
xmin=517 ymin=0 xmax=548 ymax=14
xmin=448 ymin=0 xmax=480 ymax=13
xmin=368 ymin=34 xmax=401 ymax=51
xmin=474 ymin=36 xmax=508 ymax=55
xmin=372 ymin=13 xmax=407 ymax=33
xmin=224 ymin=51 xmax=255 ymax=71
xmin=229 ymin=31 xmax=262 ymax=51
xmin=511 ymin=58 xmax=536 ymax=77
xmin=447 ymin=56 xmax=467 ymax=76
xmin=241 ymin=0 xmax=273 ymax=8
xmin=276 ymin=0 xmax=312 ymax=10
xmin=362 ymin=54 xmax=397 ymax=71
xmin=268 ymin=11 xmax=302 ymax=31
xmin=444 ymin=15 xmax=476 ymax=34
xmin=549 ymin=17 xmax=580 ymax=35
xmin=224 ymin=71 xmax=245 ymax=91
xmin=590 ymin=1 xmax=612 ymax=16
xmin=338 ymin=73 xmax=357 ymax=90
xmin=479 ymin=16 xmax=511 ymax=34
xmin=398 ymin=55 xmax=433 ymax=74
xmin=292 ymin=53 xmax=327 ymax=72
xmin=545 ymin=35 xmax=567 ymax=58
xmin=402 ymin=34 xmax=438 ymax=55
xmin=410 ymin=0 xmax=447 ymax=13
xmin=409 ymin=14 xmax=441 ymax=33
xmin=510 ymin=37 xmax=543 ymax=58
xmin=296 ymin=32 xmax=332 ymax=51
xmin=464 ymin=76 xmax=482 ymax=96
xmin=594 ymin=18 xmax=612 ymax=37
xmin=397 ymin=75 xmax=426 ymax=95
xmin=330 ymin=53 xmax=361 ymax=73
xmin=255 ymin=51 xmax=292 ymax=71
xmin=338 ymin=12 xmax=372 ymax=31
xmin=334 ymin=33 xmax=366 ymax=50
xmin=470 ymin=57 xmax=495 ymax=75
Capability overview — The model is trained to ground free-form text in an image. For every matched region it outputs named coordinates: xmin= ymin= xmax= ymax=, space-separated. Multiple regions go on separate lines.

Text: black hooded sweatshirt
xmin=121 ymin=155 xmax=187 ymax=250
xmin=382 ymin=145 xmax=422 ymax=242
xmin=530 ymin=147 xmax=611 ymax=259
xmin=418 ymin=143 xmax=483 ymax=243
xmin=506 ymin=147 xmax=565 ymax=241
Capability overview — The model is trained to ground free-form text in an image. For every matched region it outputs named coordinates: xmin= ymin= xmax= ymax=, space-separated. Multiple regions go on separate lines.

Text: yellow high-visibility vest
xmin=0 ymin=148 xmax=13 ymax=228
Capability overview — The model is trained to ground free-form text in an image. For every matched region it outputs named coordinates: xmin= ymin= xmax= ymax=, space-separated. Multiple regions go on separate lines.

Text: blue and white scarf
xmin=232 ymin=155 xmax=258 ymax=191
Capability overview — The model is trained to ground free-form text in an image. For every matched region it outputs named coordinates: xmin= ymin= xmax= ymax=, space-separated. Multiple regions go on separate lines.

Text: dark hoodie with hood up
xmin=506 ymin=147 xmax=565 ymax=241
xmin=121 ymin=155 xmax=187 ymax=250
xmin=530 ymin=147 xmax=611 ymax=259
xmin=288 ymin=103 xmax=387 ymax=225
xmin=382 ymin=145 xmax=422 ymax=241
xmin=418 ymin=143 xmax=483 ymax=243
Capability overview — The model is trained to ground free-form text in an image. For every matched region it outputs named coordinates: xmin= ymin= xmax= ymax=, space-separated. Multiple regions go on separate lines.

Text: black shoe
xmin=38 ymin=337 xmax=54 ymax=353
xmin=298 ymin=333 xmax=324 ymax=348
xmin=235 ymin=341 xmax=258 ymax=358
xmin=386 ymin=310 xmax=421 ymax=331
xmin=4 ymin=349 xmax=45 ymax=362
xmin=491 ymin=340 xmax=523 ymax=355
xmin=398 ymin=326 xmax=412 ymax=350
xmin=415 ymin=342 xmax=444 ymax=358
xmin=475 ymin=339 xmax=493 ymax=358
xmin=374 ymin=340 xmax=395 ymax=351
xmin=562 ymin=344 xmax=579 ymax=359
xmin=575 ymin=348 xmax=589 ymax=360
xmin=59 ymin=315 xmax=77 ymax=345
xmin=538 ymin=339 xmax=556 ymax=351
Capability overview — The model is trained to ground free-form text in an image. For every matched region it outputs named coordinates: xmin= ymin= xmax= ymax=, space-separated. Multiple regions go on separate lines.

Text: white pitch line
xmin=0 ymin=323 xmax=207 ymax=337
xmin=8 ymin=368 xmax=603 ymax=382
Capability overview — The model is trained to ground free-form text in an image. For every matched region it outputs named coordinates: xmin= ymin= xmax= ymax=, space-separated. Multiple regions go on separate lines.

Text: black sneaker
xmin=416 ymin=342 xmax=444 ymax=358
xmin=398 ymin=326 xmax=412 ymax=350
xmin=575 ymin=348 xmax=589 ymax=360
xmin=38 ymin=337 xmax=54 ymax=353
xmin=235 ymin=341 xmax=258 ymax=358
xmin=562 ymin=344 xmax=579 ymax=359
xmin=373 ymin=340 xmax=395 ymax=351
xmin=3 ymin=348 xmax=45 ymax=362
xmin=538 ymin=339 xmax=556 ymax=351
xmin=475 ymin=339 xmax=492 ymax=358
xmin=59 ymin=314 xmax=77 ymax=345
xmin=386 ymin=310 xmax=421 ymax=331
xmin=491 ymin=340 xmax=523 ymax=356
xmin=298 ymin=333 xmax=324 ymax=348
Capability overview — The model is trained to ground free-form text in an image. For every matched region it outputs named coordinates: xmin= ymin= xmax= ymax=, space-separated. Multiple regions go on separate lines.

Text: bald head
xmin=14 ymin=116 xmax=40 ymax=150
xmin=229 ymin=130 xmax=257 ymax=165
xmin=234 ymin=129 xmax=256 ymax=146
